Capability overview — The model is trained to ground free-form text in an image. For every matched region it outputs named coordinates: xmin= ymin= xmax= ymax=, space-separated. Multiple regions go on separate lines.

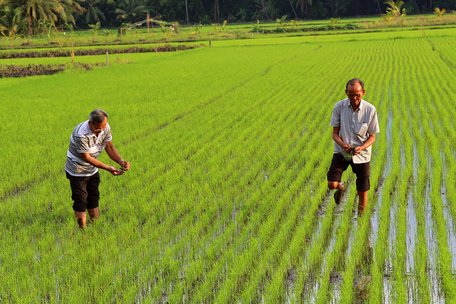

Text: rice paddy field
xmin=1 ymin=22 xmax=456 ymax=303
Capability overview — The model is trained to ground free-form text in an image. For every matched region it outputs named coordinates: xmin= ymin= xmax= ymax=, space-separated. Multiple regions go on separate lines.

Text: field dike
xmin=0 ymin=44 xmax=201 ymax=59
xmin=0 ymin=63 xmax=101 ymax=78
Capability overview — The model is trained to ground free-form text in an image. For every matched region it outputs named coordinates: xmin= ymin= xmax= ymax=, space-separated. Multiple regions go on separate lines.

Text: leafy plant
xmin=384 ymin=0 xmax=406 ymax=19
xmin=0 ymin=5 xmax=22 ymax=40
xmin=88 ymin=21 xmax=101 ymax=37
xmin=434 ymin=7 xmax=446 ymax=18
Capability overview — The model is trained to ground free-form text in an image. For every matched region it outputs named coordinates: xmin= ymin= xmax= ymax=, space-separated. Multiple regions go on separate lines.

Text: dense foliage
xmin=0 ymin=0 xmax=456 ymax=35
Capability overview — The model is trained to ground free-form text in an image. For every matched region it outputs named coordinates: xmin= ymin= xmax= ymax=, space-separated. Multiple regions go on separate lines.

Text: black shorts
xmin=327 ymin=153 xmax=370 ymax=192
xmin=66 ymin=172 xmax=100 ymax=212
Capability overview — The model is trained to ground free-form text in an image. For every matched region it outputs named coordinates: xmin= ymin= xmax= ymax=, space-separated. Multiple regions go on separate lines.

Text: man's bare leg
xmin=329 ymin=181 xmax=346 ymax=204
xmin=75 ymin=211 xmax=86 ymax=228
xmin=87 ymin=207 xmax=99 ymax=223
xmin=358 ymin=191 xmax=368 ymax=215
xmin=328 ymin=181 xmax=344 ymax=190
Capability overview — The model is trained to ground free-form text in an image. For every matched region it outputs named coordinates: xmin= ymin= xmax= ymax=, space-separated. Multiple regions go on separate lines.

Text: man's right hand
xmin=107 ymin=166 xmax=124 ymax=175
xmin=342 ymin=143 xmax=352 ymax=153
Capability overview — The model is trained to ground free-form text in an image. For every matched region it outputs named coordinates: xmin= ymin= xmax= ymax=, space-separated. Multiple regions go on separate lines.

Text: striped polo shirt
xmin=65 ymin=120 xmax=112 ymax=176
xmin=330 ymin=98 xmax=380 ymax=164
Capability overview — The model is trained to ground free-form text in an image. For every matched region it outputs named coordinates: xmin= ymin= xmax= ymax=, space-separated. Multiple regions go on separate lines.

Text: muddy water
xmin=405 ymin=144 xmax=418 ymax=300
xmin=302 ymin=187 xmax=350 ymax=303
xmin=406 ymin=192 xmax=418 ymax=301
xmin=425 ymin=176 xmax=445 ymax=303
xmin=440 ymin=152 xmax=456 ymax=273
xmin=383 ymin=199 xmax=397 ymax=303
xmin=370 ymin=110 xmax=393 ymax=248
xmin=406 ymin=276 xmax=418 ymax=304
xmin=299 ymin=192 xmax=336 ymax=303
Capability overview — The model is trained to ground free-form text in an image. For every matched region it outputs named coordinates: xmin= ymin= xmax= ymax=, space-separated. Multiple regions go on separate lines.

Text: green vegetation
xmin=1 ymin=20 xmax=456 ymax=302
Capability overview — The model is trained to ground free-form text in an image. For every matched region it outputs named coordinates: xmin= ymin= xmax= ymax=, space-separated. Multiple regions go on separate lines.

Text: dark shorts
xmin=327 ymin=153 xmax=370 ymax=192
xmin=66 ymin=171 xmax=100 ymax=212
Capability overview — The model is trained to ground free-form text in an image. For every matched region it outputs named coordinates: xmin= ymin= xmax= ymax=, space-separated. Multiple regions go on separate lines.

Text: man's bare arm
xmin=105 ymin=141 xmax=131 ymax=171
xmin=79 ymin=152 xmax=122 ymax=175
xmin=332 ymin=127 xmax=351 ymax=153
xmin=354 ymin=134 xmax=376 ymax=154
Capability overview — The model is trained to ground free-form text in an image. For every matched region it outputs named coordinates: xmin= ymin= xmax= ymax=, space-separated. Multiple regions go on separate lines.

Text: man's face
xmin=345 ymin=83 xmax=365 ymax=108
xmin=89 ymin=116 xmax=107 ymax=135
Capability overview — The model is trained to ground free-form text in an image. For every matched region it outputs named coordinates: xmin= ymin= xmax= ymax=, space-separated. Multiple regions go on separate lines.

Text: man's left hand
xmin=119 ymin=160 xmax=131 ymax=171
xmin=353 ymin=146 xmax=363 ymax=155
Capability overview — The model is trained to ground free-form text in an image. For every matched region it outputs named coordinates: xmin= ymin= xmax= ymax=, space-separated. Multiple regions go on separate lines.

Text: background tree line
xmin=1 ymin=0 xmax=456 ymax=36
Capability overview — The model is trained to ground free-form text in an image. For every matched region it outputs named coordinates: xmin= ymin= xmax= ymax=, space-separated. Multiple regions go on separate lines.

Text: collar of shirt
xmin=80 ymin=120 xmax=105 ymax=141
xmin=345 ymin=98 xmax=364 ymax=112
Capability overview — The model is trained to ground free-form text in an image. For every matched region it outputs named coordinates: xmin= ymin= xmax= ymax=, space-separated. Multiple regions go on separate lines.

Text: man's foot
xmin=334 ymin=182 xmax=345 ymax=205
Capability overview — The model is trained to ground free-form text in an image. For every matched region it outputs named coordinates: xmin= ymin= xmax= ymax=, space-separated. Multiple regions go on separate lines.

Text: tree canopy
xmin=1 ymin=0 xmax=456 ymax=35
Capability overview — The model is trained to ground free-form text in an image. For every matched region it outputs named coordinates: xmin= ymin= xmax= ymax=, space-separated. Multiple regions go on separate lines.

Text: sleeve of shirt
xmin=368 ymin=110 xmax=380 ymax=134
xmin=330 ymin=103 xmax=340 ymax=127
xmin=106 ymin=130 xmax=112 ymax=143
xmin=103 ymin=124 xmax=113 ymax=143
xmin=75 ymin=136 xmax=91 ymax=153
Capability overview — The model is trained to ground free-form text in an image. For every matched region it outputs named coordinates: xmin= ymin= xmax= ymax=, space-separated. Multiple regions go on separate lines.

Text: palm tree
xmin=8 ymin=0 xmax=84 ymax=34
xmin=84 ymin=0 xmax=106 ymax=24
xmin=0 ymin=5 xmax=23 ymax=39
xmin=115 ymin=0 xmax=147 ymax=23
xmin=184 ymin=0 xmax=189 ymax=23
xmin=295 ymin=0 xmax=312 ymax=17
xmin=61 ymin=0 xmax=85 ymax=24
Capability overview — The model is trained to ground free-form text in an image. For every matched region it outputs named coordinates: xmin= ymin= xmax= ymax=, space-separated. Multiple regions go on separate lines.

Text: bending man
xmin=65 ymin=109 xmax=131 ymax=228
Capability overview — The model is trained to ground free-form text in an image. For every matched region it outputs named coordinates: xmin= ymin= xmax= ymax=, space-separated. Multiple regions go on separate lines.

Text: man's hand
xmin=353 ymin=146 xmax=363 ymax=155
xmin=342 ymin=143 xmax=352 ymax=153
xmin=119 ymin=160 xmax=131 ymax=171
xmin=107 ymin=166 xmax=124 ymax=175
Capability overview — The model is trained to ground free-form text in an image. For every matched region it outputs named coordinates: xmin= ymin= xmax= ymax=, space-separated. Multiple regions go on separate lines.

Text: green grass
xmin=1 ymin=23 xmax=456 ymax=302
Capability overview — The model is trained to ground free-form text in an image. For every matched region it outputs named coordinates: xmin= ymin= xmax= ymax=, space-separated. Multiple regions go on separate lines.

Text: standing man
xmin=65 ymin=109 xmax=131 ymax=228
xmin=327 ymin=79 xmax=380 ymax=215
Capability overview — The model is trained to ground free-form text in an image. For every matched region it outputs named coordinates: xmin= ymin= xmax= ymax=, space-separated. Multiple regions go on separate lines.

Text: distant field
xmin=1 ymin=13 xmax=455 ymax=49
xmin=0 ymin=23 xmax=456 ymax=302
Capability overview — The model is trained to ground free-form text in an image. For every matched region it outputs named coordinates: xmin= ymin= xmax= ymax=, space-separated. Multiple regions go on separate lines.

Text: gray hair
xmin=89 ymin=109 xmax=108 ymax=123
xmin=345 ymin=78 xmax=365 ymax=90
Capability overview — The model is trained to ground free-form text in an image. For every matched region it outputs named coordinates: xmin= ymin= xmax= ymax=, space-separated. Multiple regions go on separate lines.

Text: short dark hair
xmin=345 ymin=78 xmax=365 ymax=90
xmin=89 ymin=109 xmax=108 ymax=124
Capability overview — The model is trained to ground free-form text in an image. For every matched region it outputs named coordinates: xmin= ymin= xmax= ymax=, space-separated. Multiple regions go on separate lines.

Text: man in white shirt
xmin=65 ymin=109 xmax=131 ymax=228
xmin=327 ymin=79 xmax=380 ymax=215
